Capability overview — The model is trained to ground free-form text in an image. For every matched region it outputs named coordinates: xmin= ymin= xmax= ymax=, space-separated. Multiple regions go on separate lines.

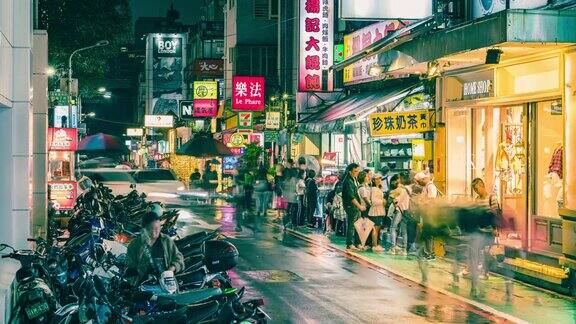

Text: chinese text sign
xmin=232 ymin=76 xmax=265 ymax=111
xmin=368 ymin=110 xmax=433 ymax=137
xmin=298 ymin=0 xmax=334 ymax=92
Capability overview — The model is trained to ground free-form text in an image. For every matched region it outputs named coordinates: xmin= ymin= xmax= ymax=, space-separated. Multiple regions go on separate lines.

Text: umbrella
xmin=354 ymin=217 xmax=375 ymax=246
xmin=176 ymin=133 xmax=232 ymax=157
xmin=301 ymin=155 xmax=321 ymax=174
xmin=77 ymin=133 xmax=129 ymax=154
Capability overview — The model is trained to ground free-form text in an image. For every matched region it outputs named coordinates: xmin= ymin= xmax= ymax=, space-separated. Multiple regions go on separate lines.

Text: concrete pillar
xmin=32 ymin=30 xmax=48 ymax=237
xmin=0 ymin=0 xmax=33 ymax=250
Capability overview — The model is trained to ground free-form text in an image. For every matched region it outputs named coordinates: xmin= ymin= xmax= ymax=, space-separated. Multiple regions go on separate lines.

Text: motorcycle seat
xmin=185 ymin=300 xmax=220 ymax=322
xmin=156 ymin=287 xmax=222 ymax=306
xmin=175 ymin=231 xmax=216 ymax=249
xmin=181 ymin=242 xmax=205 ymax=259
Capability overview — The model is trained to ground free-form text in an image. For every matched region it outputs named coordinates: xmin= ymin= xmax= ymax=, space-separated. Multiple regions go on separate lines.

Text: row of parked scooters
xmin=2 ymin=177 xmax=269 ymax=323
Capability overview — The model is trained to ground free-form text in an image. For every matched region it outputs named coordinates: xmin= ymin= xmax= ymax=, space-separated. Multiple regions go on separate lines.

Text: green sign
xmin=237 ymin=112 xmax=253 ymax=130
xmin=334 ymin=44 xmax=344 ymax=63
xmin=49 ymin=91 xmax=69 ymax=106
xmin=264 ymin=131 xmax=279 ymax=143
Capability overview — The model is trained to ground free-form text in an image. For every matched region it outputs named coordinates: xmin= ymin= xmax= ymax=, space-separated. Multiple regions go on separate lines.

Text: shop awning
xmin=297 ymin=83 xmax=423 ymax=134
xmin=388 ymin=10 xmax=576 ymax=75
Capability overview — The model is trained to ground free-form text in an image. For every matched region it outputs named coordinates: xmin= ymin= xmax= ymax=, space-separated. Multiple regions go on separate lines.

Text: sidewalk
xmin=277 ymin=224 xmax=576 ymax=324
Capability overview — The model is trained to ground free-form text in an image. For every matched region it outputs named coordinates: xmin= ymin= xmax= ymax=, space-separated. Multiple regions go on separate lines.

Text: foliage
xmin=238 ymin=143 xmax=264 ymax=175
xmin=39 ymin=0 xmax=132 ymax=96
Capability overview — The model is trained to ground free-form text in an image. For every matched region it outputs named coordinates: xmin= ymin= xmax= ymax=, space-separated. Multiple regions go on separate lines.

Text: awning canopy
xmin=298 ymin=83 xmax=423 ymax=134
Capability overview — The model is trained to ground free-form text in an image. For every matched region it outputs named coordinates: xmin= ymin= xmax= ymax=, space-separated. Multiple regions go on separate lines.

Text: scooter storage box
xmin=203 ymin=240 xmax=238 ymax=273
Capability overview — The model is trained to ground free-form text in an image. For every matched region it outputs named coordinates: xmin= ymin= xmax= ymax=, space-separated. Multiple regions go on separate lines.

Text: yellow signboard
xmin=368 ymin=110 xmax=433 ymax=137
xmin=193 ymin=81 xmax=218 ymax=100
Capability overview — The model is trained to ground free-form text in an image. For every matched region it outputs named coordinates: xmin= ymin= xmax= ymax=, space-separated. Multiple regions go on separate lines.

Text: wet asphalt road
xmin=176 ymin=202 xmax=503 ymax=324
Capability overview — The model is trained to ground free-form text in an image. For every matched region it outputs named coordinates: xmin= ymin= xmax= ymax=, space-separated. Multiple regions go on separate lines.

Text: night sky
xmin=130 ymin=0 xmax=203 ymax=24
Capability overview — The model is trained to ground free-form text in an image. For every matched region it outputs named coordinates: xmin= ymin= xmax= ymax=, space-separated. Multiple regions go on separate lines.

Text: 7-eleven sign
xmin=238 ymin=112 xmax=253 ymax=130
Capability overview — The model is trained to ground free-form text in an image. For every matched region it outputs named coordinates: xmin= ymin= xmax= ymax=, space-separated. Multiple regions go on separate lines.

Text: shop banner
xmin=472 ymin=0 xmax=546 ymax=19
xmin=126 ymin=128 xmax=144 ymax=137
xmin=223 ymin=156 xmax=239 ymax=174
xmin=298 ymin=0 xmax=334 ymax=92
xmin=265 ymin=111 xmax=281 ymax=129
xmin=237 ymin=112 xmax=253 ymax=130
xmin=232 ymin=76 xmax=265 ymax=111
xmin=230 ymin=147 xmax=245 ymax=156
xmin=343 ymin=20 xmax=410 ymax=85
xmin=368 ymin=110 xmax=433 ymax=137
xmin=340 ymin=0 xmax=432 ymax=20
xmin=150 ymin=34 xmax=185 ymax=116
xmin=193 ymin=59 xmax=224 ymax=76
xmin=194 ymin=81 xmax=218 ymax=100
xmin=144 ymin=115 xmax=174 ymax=128
xmin=193 ymin=99 xmax=218 ymax=117
xmin=248 ymin=133 xmax=263 ymax=145
xmin=48 ymin=128 xmax=78 ymax=151
xmin=48 ymin=181 xmax=77 ymax=210
xmin=53 ymin=105 xmax=79 ymax=128
xmin=264 ymin=131 xmax=279 ymax=143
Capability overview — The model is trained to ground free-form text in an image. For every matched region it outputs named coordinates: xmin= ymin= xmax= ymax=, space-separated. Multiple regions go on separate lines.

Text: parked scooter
xmin=1 ymin=243 xmax=60 ymax=323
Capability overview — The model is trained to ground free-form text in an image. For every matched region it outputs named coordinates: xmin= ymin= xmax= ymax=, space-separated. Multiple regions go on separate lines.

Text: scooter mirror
xmin=0 ymin=244 xmax=7 ymax=252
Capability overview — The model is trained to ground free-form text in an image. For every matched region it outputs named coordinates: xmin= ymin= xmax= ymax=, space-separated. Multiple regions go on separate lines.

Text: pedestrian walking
xmin=414 ymin=171 xmax=439 ymax=260
xmin=253 ymin=170 xmax=271 ymax=232
xmin=388 ymin=176 xmax=410 ymax=256
xmin=342 ymin=163 xmax=365 ymax=251
xmin=282 ymin=168 xmax=299 ymax=229
xmin=367 ymin=174 xmax=386 ymax=252
xmin=296 ymin=169 xmax=307 ymax=227
xmin=305 ymin=169 xmax=320 ymax=228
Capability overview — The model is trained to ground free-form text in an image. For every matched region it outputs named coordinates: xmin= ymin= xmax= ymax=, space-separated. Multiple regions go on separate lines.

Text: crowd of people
xmin=233 ymin=158 xmax=503 ymax=264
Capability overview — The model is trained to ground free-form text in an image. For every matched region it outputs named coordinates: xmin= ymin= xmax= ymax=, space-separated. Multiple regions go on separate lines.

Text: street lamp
xmin=103 ymin=92 xmax=112 ymax=99
xmin=46 ymin=67 xmax=56 ymax=77
xmin=67 ymin=40 xmax=109 ymax=127
xmin=97 ymin=87 xmax=107 ymax=93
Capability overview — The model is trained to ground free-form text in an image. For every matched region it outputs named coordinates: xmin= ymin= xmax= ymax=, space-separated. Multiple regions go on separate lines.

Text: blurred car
xmin=130 ymin=169 xmax=211 ymax=206
xmin=77 ymin=169 xmax=135 ymax=195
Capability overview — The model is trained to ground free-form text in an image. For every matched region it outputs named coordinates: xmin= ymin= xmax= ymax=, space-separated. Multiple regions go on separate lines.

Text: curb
xmin=275 ymin=224 xmax=529 ymax=324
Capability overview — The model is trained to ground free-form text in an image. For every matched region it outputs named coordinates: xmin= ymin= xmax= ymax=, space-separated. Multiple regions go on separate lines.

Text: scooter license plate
xmin=25 ymin=301 xmax=50 ymax=319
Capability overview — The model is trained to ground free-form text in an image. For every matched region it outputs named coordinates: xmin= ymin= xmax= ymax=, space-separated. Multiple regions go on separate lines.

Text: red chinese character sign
xmin=193 ymin=99 xmax=218 ymax=117
xmin=299 ymin=0 xmax=334 ymax=92
xmin=48 ymin=128 xmax=78 ymax=151
xmin=232 ymin=76 xmax=265 ymax=111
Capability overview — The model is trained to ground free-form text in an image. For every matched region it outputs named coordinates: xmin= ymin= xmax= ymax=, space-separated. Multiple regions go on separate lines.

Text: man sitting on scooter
xmin=126 ymin=212 xmax=185 ymax=291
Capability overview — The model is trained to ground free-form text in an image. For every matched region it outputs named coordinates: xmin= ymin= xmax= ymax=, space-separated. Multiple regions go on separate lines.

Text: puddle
xmin=410 ymin=304 xmax=495 ymax=323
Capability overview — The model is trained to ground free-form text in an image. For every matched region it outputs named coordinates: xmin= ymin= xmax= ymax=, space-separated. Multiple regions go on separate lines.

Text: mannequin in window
xmin=547 ymin=142 xmax=563 ymax=209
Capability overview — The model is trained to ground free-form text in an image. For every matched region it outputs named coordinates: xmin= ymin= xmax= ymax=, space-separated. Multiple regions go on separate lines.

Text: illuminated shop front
xmin=442 ymin=52 xmax=575 ymax=256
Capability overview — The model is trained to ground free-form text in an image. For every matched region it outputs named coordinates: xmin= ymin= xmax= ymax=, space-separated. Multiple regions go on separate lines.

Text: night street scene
xmin=2 ymin=0 xmax=576 ymax=323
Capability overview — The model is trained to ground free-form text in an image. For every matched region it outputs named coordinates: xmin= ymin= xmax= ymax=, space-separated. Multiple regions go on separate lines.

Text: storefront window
xmin=535 ymin=100 xmax=564 ymax=219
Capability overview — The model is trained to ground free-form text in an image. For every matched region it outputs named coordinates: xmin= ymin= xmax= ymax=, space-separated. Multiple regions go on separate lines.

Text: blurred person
xmin=368 ymin=174 xmax=386 ymax=252
xmin=274 ymin=164 xmax=286 ymax=221
xmin=414 ymin=171 xmax=439 ymax=260
xmin=400 ymin=172 xmax=419 ymax=254
xmin=380 ymin=165 xmax=391 ymax=194
xmin=388 ymin=181 xmax=410 ymax=256
xmin=282 ymin=168 xmax=299 ymax=230
xmin=296 ymin=169 xmax=307 ymax=227
xmin=305 ymin=169 xmax=320 ymax=228
xmin=253 ymin=170 xmax=271 ymax=232
xmin=343 ymin=163 xmax=366 ymax=251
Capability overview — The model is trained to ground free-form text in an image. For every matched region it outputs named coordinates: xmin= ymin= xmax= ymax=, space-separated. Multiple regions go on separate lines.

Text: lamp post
xmin=67 ymin=40 xmax=109 ymax=127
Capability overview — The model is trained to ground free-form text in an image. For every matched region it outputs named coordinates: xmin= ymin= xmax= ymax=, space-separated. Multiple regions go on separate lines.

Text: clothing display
xmin=548 ymin=146 xmax=563 ymax=179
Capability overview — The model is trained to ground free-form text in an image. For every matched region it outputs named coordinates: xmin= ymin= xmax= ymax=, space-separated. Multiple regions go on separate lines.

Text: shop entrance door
xmin=496 ymin=105 xmax=528 ymax=250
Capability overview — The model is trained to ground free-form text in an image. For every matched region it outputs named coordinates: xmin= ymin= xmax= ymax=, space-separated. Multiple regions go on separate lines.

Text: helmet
xmin=148 ymin=203 xmax=164 ymax=217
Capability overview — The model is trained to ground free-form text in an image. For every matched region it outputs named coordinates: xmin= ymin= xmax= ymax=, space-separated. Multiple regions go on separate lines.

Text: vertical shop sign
xmin=48 ymin=181 xmax=77 ymax=210
xmin=265 ymin=112 xmax=281 ymax=129
xmin=47 ymin=128 xmax=78 ymax=151
xmin=237 ymin=112 xmax=253 ymax=130
xmin=334 ymin=44 xmax=344 ymax=63
xmin=298 ymin=0 xmax=334 ymax=92
xmin=193 ymin=81 xmax=218 ymax=117
xmin=264 ymin=131 xmax=279 ymax=142
xmin=343 ymin=20 xmax=411 ymax=85
xmin=151 ymin=34 xmax=184 ymax=115
xmin=232 ymin=76 xmax=266 ymax=111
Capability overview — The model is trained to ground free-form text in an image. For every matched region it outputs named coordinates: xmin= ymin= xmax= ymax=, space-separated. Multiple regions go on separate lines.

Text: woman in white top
xmin=368 ymin=174 xmax=386 ymax=252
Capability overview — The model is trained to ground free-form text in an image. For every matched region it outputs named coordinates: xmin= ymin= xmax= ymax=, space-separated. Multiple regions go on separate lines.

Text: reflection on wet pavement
xmin=176 ymin=202 xmax=512 ymax=323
